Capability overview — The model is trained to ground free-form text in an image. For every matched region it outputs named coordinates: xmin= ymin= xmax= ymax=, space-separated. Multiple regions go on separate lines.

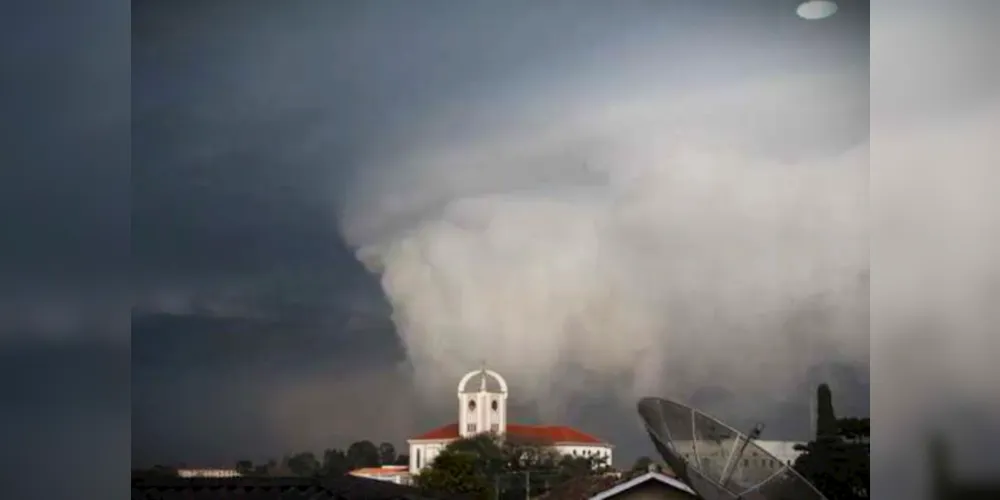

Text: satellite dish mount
xmin=719 ymin=423 xmax=765 ymax=485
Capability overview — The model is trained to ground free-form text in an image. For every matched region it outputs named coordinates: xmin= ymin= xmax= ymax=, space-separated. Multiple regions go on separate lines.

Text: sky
xmin=128 ymin=0 xmax=871 ymax=468
xmin=2 ymin=1 xmax=999 ymax=499
xmin=0 ymin=1 xmax=129 ymax=498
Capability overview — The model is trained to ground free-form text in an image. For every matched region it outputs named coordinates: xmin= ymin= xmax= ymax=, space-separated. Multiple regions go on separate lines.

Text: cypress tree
xmin=816 ymin=383 xmax=838 ymax=439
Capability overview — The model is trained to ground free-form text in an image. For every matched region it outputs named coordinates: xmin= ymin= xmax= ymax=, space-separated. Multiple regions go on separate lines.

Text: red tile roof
xmin=410 ymin=423 xmax=605 ymax=444
xmin=350 ymin=466 xmax=409 ymax=476
xmin=412 ymin=423 xmax=460 ymax=440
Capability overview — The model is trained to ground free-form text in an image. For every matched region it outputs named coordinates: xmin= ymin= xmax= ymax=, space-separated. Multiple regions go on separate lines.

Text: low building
xmin=755 ymin=440 xmax=806 ymax=466
xmin=407 ymin=367 xmax=613 ymax=475
xmin=673 ymin=438 xmax=805 ymax=474
xmin=348 ymin=465 xmax=412 ymax=485
xmin=587 ymin=470 xmax=698 ymax=500
xmin=175 ymin=468 xmax=241 ymax=478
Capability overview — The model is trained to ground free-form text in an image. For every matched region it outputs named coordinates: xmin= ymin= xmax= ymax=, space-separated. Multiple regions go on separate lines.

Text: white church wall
xmin=409 ymin=441 xmax=450 ymax=475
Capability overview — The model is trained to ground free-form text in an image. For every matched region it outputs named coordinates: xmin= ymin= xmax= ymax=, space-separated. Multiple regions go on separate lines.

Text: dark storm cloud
xmin=0 ymin=0 xmax=129 ymax=497
xmin=0 ymin=0 xmax=129 ymax=345
xmin=1 ymin=0 xmax=127 ymax=276
xmin=129 ymin=0 xmax=871 ymax=471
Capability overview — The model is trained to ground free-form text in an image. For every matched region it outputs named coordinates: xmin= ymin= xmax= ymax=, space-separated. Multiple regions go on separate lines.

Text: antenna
xmin=637 ymin=397 xmax=830 ymax=500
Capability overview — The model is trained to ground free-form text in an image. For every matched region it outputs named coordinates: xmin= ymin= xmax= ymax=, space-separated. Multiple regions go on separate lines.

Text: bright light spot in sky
xmin=797 ymin=0 xmax=839 ymax=20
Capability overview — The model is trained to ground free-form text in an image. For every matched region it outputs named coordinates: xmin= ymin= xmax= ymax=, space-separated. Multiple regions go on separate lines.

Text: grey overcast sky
xmin=10 ymin=0 xmax=869 ymax=495
xmin=127 ymin=0 xmax=871 ymax=471
xmin=0 ymin=1 xmax=128 ymax=498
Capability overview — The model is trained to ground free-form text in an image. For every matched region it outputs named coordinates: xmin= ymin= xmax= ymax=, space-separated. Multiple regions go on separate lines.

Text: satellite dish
xmin=796 ymin=0 xmax=838 ymax=20
xmin=637 ymin=397 xmax=829 ymax=500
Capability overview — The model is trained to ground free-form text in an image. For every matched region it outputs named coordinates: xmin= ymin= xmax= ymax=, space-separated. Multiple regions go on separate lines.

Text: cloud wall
xmin=339 ymin=30 xmax=870 ymax=420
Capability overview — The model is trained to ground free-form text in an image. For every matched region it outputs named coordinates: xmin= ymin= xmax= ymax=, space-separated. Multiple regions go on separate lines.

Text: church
xmin=407 ymin=367 xmax=614 ymax=476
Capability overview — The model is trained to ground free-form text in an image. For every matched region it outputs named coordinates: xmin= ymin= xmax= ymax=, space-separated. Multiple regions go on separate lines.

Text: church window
xmin=467 ymin=423 xmax=477 ymax=433
xmin=491 ymin=400 xmax=498 ymax=411
xmin=416 ymin=449 xmax=421 ymax=469
xmin=491 ymin=423 xmax=499 ymax=433
xmin=468 ymin=400 xmax=476 ymax=411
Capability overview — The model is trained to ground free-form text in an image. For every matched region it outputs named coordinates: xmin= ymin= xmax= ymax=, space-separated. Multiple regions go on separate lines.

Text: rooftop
xmin=410 ymin=423 xmax=607 ymax=444
xmin=350 ymin=465 xmax=411 ymax=477
xmin=588 ymin=471 xmax=698 ymax=500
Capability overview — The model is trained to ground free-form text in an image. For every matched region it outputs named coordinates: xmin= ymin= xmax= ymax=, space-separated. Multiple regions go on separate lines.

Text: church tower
xmin=457 ymin=366 xmax=508 ymax=438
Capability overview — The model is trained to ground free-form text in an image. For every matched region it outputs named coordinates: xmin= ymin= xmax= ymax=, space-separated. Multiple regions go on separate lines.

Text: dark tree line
xmin=134 ymin=440 xmax=409 ymax=479
xmin=413 ymin=433 xmax=613 ymax=499
xmin=793 ymin=383 xmax=870 ymax=500
xmin=237 ymin=440 xmax=409 ymax=477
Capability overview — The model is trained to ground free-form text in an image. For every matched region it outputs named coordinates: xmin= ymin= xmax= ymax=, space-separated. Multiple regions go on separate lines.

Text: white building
xmin=407 ymin=367 xmax=614 ymax=476
xmin=176 ymin=468 xmax=241 ymax=478
xmin=755 ymin=440 xmax=806 ymax=466
xmin=673 ymin=438 xmax=806 ymax=480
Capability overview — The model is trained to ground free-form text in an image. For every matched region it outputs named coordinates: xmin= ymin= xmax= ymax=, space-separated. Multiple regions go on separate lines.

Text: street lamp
xmin=796 ymin=0 xmax=839 ymax=20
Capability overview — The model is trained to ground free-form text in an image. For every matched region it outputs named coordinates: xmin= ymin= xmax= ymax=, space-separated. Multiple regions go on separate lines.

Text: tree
xmin=449 ymin=434 xmax=509 ymax=476
xmin=414 ymin=448 xmax=491 ymax=498
xmin=286 ymin=451 xmax=321 ymax=477
xmin=235 ymin=460 xmax=254 ymax=476
xmin=816 ymin=383 xmax=838 ymax=439
xmin=320 ymin=448 xmax=350 ymax=477
xmin=269 ymin=457 xmax=292 ymax=476
xmin=131 ymin=465 xmax=178 ymax=479
xmin=378 ymin=442 xmax=397 ymax=466
xmin=346 ymin=440 xmax=381 ymax=469
xmin=794 ymin=384 xmax=869 ymax=500
xmin=629 ymin=456 xmax=654 ymax=476
xmin=415 ymin=434 xmax=607 ymax=499
xmin=555 ymin=453 xmax=607 ymax=480
xmin=837 ymin=417 xmax=870 ymax=444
